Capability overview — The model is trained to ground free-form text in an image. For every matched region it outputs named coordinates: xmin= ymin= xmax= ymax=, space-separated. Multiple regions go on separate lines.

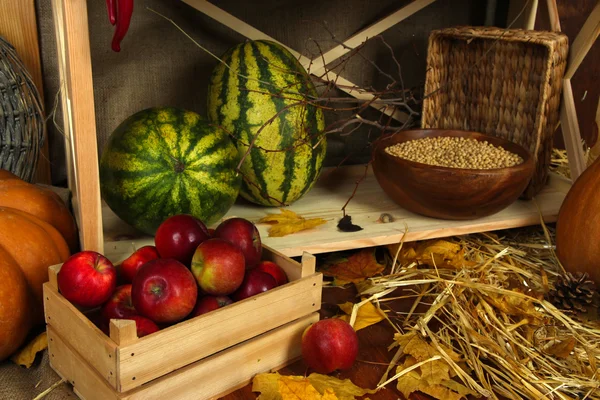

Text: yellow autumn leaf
xmin=395 ymin=355 xmax=479 ymax=400
xmin=395 ymin=332 xmax=462 ymax=364
xmin=338 ymin=300 xmax=386 ymax=331
xmin=252 ymin=372 xmax=375 ymax=400
xmin=258 ymin=209 xmax=327 ymax=237
xmin=320 ymin=248 xmax=385 ymax=286
xmin=279 ymin=376 xmax=327 ymax=400
xmin=544 ymin=336 xmax=576 ymax=359
xmin=259 ymin=209 xmax=303 ymax=224
xmin=11 ymin=332 xmax=48 ymax=368
xmin=483 ymin=290 xmax=545 ymax=325
xmin=307 ymin=373 xmax=377 ymax=400
xmin=388 ymin=239 xmax=476 ymax=269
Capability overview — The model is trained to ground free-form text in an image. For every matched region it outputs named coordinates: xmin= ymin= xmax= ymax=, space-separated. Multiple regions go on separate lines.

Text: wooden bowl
xmin=371 ymin=129 xmax=535 ymax=220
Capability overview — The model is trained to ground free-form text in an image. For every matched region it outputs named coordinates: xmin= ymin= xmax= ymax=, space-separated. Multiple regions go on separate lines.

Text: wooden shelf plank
xmin=102 ymin=165 xmax=571 ymax=260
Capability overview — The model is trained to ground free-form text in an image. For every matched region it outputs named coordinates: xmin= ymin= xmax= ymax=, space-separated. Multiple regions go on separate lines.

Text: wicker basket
xmin=0 ymin=36 xmax=44 ymax=182
xmin=421 ymin=27 xmax=569 ymax=198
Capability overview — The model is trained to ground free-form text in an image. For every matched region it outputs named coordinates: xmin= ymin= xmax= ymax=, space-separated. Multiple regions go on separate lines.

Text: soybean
xmin=384 ymin=136 xmax=523 ymax=169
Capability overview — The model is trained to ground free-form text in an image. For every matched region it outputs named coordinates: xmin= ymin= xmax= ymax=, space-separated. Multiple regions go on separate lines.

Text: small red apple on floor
xmin=232 ymin=269 xmax=277 ymax=301
xmin=191 ymin=238 xmax=246 ymax=296
xmin=191 ymin=295 xmax=233 ymax=317
xmin=120 ymin=246 xmax=160 ymax=282
xmin=131 ymin=259 xmax=198 ymax=324
xmin=255 ymin=261 xmax=288 ymax=286
xmin=155 ymin=215 xmax=211 ymax=266
xmin=214 ymin=217 xmax=262 ymax=269
xmin=301 ymin=318 xmax=359 ymax=374
xmin=101 ymin=284 xmax=137 ymax=323
xmin=58 ymin=251 xmax=117 ymax=308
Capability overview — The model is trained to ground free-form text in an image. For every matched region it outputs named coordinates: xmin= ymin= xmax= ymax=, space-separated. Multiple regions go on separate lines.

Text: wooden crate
xmin=44 ymin=244 xmax=322 ymax=399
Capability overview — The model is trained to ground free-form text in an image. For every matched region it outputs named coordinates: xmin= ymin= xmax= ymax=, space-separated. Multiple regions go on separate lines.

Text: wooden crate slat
xmin=103 ymin=165 xmax=571 ymax=258
xmin=49 ymin=314 xmax=318 ymax=400
xmin=125 ymin=313 xmax=319 ymax=400
xmin=44 ymin=282 xmax=118 ymax=388
xmin=116 ymin=273 xmax=322 ymax=391
xmin=48 ymin=327 xmax=120 ymax=400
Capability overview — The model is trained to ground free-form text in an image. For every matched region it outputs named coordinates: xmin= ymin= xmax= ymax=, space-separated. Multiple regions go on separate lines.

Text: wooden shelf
xmin=102 ymin=165 xmax=571 ymax=260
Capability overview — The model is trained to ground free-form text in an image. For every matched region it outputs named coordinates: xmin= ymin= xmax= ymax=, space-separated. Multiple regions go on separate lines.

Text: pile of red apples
xmin=57 ymin=214 xmax=360 ymax=375
xmin=57 ymin=215 xmax=287 ymax=337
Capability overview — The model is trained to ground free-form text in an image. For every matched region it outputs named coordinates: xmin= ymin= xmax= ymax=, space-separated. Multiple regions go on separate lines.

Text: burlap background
xmin=1 ymin=1 xmax=487 ymax=398
xmin=34 ymin=0 xmax=486 ymax=185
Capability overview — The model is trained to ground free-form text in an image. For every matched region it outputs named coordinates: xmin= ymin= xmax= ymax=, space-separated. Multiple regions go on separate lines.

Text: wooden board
xmin=103 ymin=165 xmax=571 ymax=258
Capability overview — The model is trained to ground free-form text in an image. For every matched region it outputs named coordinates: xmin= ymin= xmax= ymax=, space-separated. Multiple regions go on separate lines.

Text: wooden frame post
xmin=51 ymin=0 xmax=103 ymax=252
xmin=544 ymin=0 xmax=600 ymax=181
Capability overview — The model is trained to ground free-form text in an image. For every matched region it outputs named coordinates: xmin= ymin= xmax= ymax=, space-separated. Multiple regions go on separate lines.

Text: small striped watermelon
xmin=99 ymin=107 xmax=241 ymax=235
xmin=207 ymin=40 xmax=326 ymax=206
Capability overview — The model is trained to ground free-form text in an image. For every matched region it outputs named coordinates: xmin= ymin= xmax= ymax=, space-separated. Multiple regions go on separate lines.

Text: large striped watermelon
xmin=99 ymin=107 xmax=241 ymax=235
xmin=207 ymin=40 xmax=326 ymax=206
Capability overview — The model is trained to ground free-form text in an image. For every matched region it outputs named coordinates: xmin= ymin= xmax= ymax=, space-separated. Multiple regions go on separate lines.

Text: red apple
xmin=191 ymin=238 xmax=245 ymax=295
xmin=191 ymin=295 xmax=233 ymax=317
xmin=101 ymin=284 xmax=137 ymax=323
xmin=255 ymin=261 xmax=288 ymax=286
xmin=155 ymin=215 xmax=211 ymax=266
xmin=301 ymin=319 xmax=358 ymax=374
xmin=208 ymin=228 xmax=216 ymax=236
xmin=127 ymin=315 xmax=160 ymax=337
xmin=58 ymin=251 xmax=117 ymax=308
xmin=214 ymin=217 xmax=262 ymax=269
xmin=231 ymin=269 xmax=277 ymax=301
xmin=120 ymin=246 xmax=160 ymax=282
xmin=131 ymin=259 xmax=198 ymax=324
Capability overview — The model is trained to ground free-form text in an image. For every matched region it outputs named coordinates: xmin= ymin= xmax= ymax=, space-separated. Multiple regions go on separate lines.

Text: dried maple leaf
xmin=307 ymin=374 xmax=377 ymax=400
xmin=11 ymin=332 xmax=47 ymax=368
xmin=395 ymin=332 xmax=462 ymax=364
xmin=338 ymin=300 xmax=386 ymax=331
xmin=483 ymin=290 xmax=545 ymax=325
xmin=544 ymin=336 xmax=576 ymax=359
xmin=320 ymin=248 xmax=385 ymax=285
xmin=387 ymin=240 xmax=476 ymax=269
xmin=252 ymin=372 xmax=375 ymax=400
xmin=258 ymin=209 xmax=327 ymax=237
xmin=279 ymin=376 xmax=327 ymax=400
xmin=395 ymin=344 xmax=479 ymax=400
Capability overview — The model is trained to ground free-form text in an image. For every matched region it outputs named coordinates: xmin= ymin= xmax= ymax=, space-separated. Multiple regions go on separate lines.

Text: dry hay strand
xmin=363 ymin=228 xmax=600 ymax=400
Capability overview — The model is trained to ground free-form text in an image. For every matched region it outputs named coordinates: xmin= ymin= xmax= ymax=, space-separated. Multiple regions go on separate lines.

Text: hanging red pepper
xmin=106 ymin=0 xmax=117 ymax=25
xmin=106 ymin=0 xmax=134 ymax=52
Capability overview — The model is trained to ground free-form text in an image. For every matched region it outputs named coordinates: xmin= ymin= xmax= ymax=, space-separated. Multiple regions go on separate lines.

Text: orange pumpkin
xmin=0 ymin=179 xmax=78 ymax=251
xmin=555 ymin=157 xmax=600 ymax=282
xmin=0 ymin=207 xmax=69 ymax=323
xmin=0 ymin=246 xmax=32 ymax=361
xmin=0 ymin=169 xmax=20 ymax=180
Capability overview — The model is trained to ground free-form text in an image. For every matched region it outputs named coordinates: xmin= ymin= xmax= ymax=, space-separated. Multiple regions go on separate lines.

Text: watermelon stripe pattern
xmin=207 ymin=40 xmax=326 ymax=206
xmin=100 ymin=108 xmax=241 ymax=235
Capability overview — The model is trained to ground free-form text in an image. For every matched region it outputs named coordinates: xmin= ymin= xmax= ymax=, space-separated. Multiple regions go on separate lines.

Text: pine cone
xmin=547 ymin=272 xmax=596 ymax=313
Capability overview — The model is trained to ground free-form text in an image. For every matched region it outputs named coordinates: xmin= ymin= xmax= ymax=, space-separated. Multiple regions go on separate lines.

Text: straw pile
xmin=356 ymin=227 xmax=600 ymax=399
